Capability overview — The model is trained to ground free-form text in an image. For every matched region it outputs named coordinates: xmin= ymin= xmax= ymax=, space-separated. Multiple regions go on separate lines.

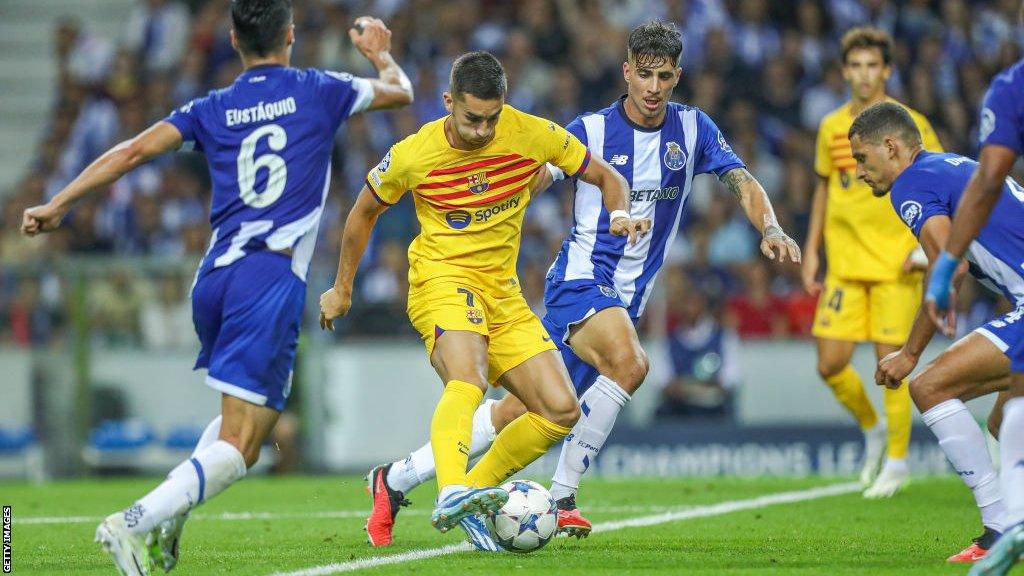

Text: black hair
xmin=450 ymin=51 xmax=507 ymax=100
xmin=848 ymin=102 xmax=922 ymax=146
xmin=231 ymin=0 xmax=293 ymax=57
xmin=628 ymin=21 xmax=683 ymax=67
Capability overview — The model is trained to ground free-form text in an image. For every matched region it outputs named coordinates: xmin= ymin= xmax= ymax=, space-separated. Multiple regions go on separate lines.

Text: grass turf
xmin=2 ymin=475 xmax=990 ymax=575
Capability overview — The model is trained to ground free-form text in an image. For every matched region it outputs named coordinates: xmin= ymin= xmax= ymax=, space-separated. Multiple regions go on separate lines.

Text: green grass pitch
xmin=3 ymin=475 xmax=989 ymax=574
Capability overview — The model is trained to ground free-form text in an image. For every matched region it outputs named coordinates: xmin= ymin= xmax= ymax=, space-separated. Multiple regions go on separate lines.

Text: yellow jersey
xmin=814 ymin=99 xmax=942 ymax=281
xmin=366 ymin=105 xmax=590 ymax=292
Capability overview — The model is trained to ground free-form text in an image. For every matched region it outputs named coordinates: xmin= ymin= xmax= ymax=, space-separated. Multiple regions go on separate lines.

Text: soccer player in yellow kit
xmin=802 ymin=27 xmax=943 ymax=498
xmin=318 ymin=51 xmax=648 ymax=549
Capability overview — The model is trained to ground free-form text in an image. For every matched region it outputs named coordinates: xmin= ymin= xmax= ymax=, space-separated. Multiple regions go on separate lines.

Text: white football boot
xmin=859 ymin=423 xmax=887 ymax=487
xmin=95 ymin=511 xmax=154 ymax=576
xmin=863 ymin=458 xmax=909 ymax=498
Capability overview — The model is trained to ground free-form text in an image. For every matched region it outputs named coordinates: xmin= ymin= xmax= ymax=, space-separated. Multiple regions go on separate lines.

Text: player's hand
xmin=319 ymin=286 xmax=352 ymax=331
xmin=349 ymin=17 xmax=392 ymax=62
xmin=609 ymin=216 xmax=651 ymax=246
xmin=21 ymin=203 xmax=66 ymax=236
xmin=526 ymin=165 xmax=553 ymax=196
xmin=902 ymin=247 xmax=928 ymax=274
xmin=760 ymin=225 xmax=801 ymax=264
xmin=800 ymin=250 xmax=822 ymax=296
xmin=875 ymin=348 xmax=917 ymax=389
xmin=924 ymin=251 xmax=964 ymax=337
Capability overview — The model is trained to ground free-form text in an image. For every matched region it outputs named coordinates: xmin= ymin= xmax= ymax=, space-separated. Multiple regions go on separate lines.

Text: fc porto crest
xmin=468 ymin=172 xmax=490 ymax=194
xmin=663 ymin=141 xmax=686 ymax=171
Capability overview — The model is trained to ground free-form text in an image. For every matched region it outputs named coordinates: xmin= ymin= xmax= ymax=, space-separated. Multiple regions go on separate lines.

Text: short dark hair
xmin=450 ymin=51 xmax=507 ymax=100
xmin=840 ymin=26 xmax=892 ymax=65
xmin=628 ymin=21 xmax=683 ymax=67
xmin=848 ymin=102 xmax=922 ymax=146
xmin=231 ymin=0 xmax=292 ymax=57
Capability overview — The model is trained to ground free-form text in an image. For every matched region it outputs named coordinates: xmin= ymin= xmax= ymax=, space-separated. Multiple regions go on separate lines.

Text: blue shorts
xmin=542 ymin=279 xmax=628 ymax=395
xmin=191 ymin=251 xmax=305 ymax=411
xmin=975 ymin=305 xmax=1024 ymax=373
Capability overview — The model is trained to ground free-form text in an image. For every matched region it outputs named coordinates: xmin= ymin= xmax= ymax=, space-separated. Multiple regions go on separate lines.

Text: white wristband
xmin=609 ymin=209 xmax=630 ymax=222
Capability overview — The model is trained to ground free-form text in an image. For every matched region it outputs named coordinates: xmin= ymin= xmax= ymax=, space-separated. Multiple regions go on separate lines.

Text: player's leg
xmin=907 ymin=330 xmax=1010 ymax=560
xmin=96 ymin=251 xmax=302 ymax=573
xmin=403 ymin=282 xmax=509 ymax=535
xmin=548 ymin=306 xmax=646 ymax=536
xmin=970 ymin=368 xmax=1024 ymax=576
xmin=863 ymin=276 xmax=922 ymax=498
xmin=466 ymin=347 xmax=580 ymax=489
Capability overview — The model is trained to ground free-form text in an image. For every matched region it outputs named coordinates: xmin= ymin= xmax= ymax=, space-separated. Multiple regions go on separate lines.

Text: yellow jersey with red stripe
xmin=814 ymin=99 xmax=942 ymax=281
xmin=366 ymin=104 xmax=590 ymax=291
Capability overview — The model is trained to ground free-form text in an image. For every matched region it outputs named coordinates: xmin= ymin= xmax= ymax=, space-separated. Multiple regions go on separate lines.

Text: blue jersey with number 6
xmin=165 ymin=64 xmax=373 ymax=281
xmin=889 ymin=151 xmax=1024 ymax=305
xmin=162 ymin=64 xmax=373 ymax=411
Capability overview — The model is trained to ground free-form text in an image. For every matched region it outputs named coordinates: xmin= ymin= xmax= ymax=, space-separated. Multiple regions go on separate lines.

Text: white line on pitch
xmin=14 ymin=504 xmax=676 ymax=525
xmin=269 ymin=481 xmax=861 ymax=576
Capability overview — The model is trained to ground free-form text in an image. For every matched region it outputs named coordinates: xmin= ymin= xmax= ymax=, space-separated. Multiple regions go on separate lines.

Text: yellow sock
xmin=825 ymin=365 xmax=878 ymax=430
xmin=884 ymin=383 xmax=911 ymax=459
xmin=430 ymin=380 xmax=483 ymax=491
xmin=467 ymin=412 xmax=570 ymax=488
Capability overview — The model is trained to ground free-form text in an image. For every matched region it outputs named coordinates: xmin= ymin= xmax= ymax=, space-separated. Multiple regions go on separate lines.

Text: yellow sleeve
xmin=536 ymin=117 xmax=590 ymax=178
xmin=814 ymin=118 xmax=832 ymax=178
xmin=365 ymin=140 xmax=411 ymax=205
xmin=915 ymin=114 xmax=944 ymax=152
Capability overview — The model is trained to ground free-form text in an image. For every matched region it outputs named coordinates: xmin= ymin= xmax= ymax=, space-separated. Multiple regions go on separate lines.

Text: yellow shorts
xmin=811 ymin=275 xmax=922 ymax=345
xmin=407 ymin=280 xmax=557 ymax=383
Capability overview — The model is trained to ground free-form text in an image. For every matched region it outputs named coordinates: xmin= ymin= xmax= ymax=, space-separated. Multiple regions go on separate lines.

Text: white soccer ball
xmin=486 ymin=479 xmax=558 ymax=553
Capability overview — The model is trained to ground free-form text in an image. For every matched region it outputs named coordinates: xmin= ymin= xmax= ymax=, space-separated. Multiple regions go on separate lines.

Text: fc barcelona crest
xmin=663 ymin=141 xmax=686 ymax=171
xmin=468 ymin=172 xmax=490 ymax=194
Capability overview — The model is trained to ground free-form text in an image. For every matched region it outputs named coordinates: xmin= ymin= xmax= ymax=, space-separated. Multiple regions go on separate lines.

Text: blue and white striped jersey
xmin=890 ymin=151 xmax=1024 ymax=306
xmin=546 ymin=98 xmax=744 ymax=317
xmin=165 ymin=65 xmax=373 ymax=282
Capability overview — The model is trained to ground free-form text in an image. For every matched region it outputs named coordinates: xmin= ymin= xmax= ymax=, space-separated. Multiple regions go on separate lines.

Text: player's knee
xmin=603 ymin=348 xmax=649 ymax=394
xmin=545 ymin=394 xmax=580 ymax=429
xmin=816 ymin=360 xmax=845 ymax=381
xmin=908 ymin=367 xmax=945 ymax=410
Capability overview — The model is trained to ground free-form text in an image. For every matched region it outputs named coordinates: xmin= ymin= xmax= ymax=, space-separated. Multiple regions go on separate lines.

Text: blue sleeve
xmin=890 ymin=174 xmax=949 ymax=237
xmin=164 ymin=97 xmax=205 ymax=152
xmin=566 ymin=116 xmax=588 ymax=147
xmin=315 ymin=69 xmax=374 ymax=128
xmin=693 ymin=110 xmax=745 ymax=177
xmin=979 ymin=69 xmax=1024 ymax=154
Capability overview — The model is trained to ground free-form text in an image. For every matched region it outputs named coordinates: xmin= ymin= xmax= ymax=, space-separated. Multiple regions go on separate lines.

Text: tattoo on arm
xmin=721 ymin=168 xmax=755 ymax=200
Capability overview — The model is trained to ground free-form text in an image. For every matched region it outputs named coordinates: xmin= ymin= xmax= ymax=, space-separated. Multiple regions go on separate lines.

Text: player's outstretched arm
xmin=926 ymin=144 xmax=1016 ymax=324
xmin=349 ymin=17 xmax=413 ymax=111
xmin=319 ymin=186 xmax=389 ymax=330
xmin=801 ymin=176 xmax=828 ymax=295
xmin=577 ymin=156 xmax=650 ymax=245
xmin=21 ymin=121 xmax=182 ymax=236
xmin=877 ymin=216 xmax=956 ymax=387
xmin=720 ymin=167 xmax=801 ymax=263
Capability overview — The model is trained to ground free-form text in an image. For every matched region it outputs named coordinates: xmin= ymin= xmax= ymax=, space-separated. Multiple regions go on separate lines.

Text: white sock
xmin=550 ymin=376 xmax=630 ymax=501
xmin=125 ymin=440 xmax=246 ymax=535
xmin=923 ymin=399 xmax=1005 ymax=531
xmin=394 ymin=399 xmax=497 ymax=493
xmin=999 ymin=397 xmax=1024 ymax=527
xmin=191 ymin=416 xmax=222 ymax=458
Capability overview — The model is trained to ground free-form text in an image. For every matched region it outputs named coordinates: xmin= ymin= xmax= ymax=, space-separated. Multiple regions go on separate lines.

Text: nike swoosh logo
xmin=542 ymin=336 xmax=552 ymax=342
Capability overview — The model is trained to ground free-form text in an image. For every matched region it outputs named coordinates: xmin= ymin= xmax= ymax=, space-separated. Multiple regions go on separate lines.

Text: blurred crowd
xmin=1 ymin=0 xmax=1020 ymax=414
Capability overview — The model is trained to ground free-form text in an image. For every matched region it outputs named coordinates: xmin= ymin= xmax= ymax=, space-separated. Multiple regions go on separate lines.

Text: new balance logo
xmin=123 ymin=504 xmax=145 ymax=529
xmin=1015 ymin=459 xmax=1024 ymax=469
xmin=609 ymin=155 xmax=629 ymax=165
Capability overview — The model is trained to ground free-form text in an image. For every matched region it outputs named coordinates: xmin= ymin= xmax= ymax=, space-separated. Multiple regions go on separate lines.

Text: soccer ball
xmin=486 ymin=479 xmax=558 ymax=553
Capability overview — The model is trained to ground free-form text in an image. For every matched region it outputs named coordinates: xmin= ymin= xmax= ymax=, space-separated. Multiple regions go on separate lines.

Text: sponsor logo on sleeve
xmin=899 ymin=200 xmax=923 ymax=228
xmin=718 ymin=130 xmax=733 ymax=152
xmin=979 ymin=107 xmax=996 ymax=143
